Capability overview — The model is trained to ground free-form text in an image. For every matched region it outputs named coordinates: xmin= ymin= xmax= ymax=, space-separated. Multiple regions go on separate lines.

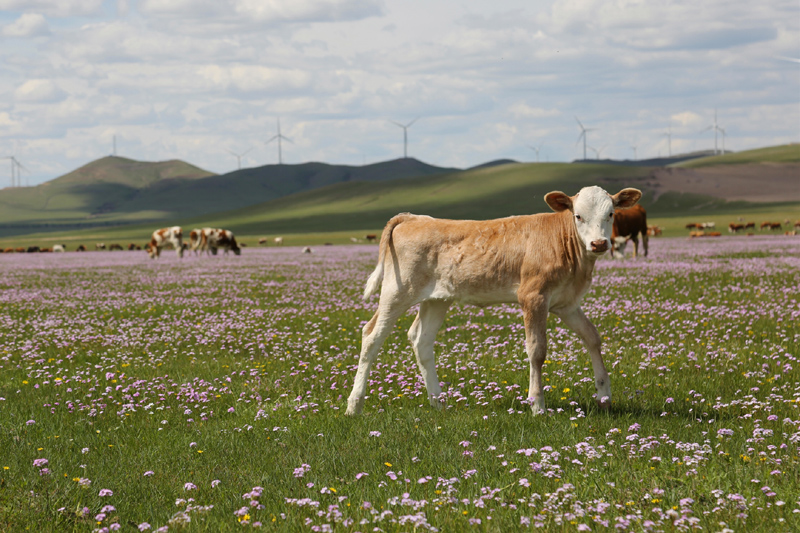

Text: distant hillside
xmin=0 ymin=157 xmax=456 ymax=237
xmin=172 ymin=153 xmax=800 ymax=236
xmin=673 ymin=143 xmax=800 ymax=167
xmin=0 ymin=157 xmax=216 ymax=231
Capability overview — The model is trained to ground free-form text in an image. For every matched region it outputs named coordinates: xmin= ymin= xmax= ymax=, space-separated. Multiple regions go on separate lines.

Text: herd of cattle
xmin=2 ymin=212 xmax=798 ymax=258
xmin=684 ymin=219 xmax=800 ymax=238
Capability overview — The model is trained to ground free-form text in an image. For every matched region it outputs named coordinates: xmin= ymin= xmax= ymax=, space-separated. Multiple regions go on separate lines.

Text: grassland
xmin=1 ymin=236 xmax=799 ymax=531
xmin=674 ymin=144 xmax=800 ymax=167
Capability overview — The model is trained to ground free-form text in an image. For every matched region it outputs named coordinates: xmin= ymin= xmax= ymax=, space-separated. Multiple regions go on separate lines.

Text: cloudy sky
xmin=1 ymin=0 xmax=798 ymax=186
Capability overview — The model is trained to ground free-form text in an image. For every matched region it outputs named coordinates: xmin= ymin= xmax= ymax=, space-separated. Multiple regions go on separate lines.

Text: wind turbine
xmin=588 ymin=145 xmax=605 ymax=160
xmin=389 ymin=117 xmax=419 ymax=159
xmin=662 ymin=127 xmax=673 ymax=157
xmin=227 ymin=147 xmax=253 ymax=170
xmin=528 ymin=143 xmax=543 ymax=163
xmin=266 ymin=118 xmax=292 ymax=164
xmin=3 ymin=156 xmax=27 ymax=187
xmin=575 ymin=116 xmax=596 ymax=161
xmin=630 ymin=144 xmax=638 ymax=161
xmin=700 ymin=109 xmax=724 ymax=155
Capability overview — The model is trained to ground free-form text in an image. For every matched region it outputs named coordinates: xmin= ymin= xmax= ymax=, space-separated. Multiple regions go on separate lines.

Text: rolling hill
xmin=0 ymin=156 xmax=456 ymax=237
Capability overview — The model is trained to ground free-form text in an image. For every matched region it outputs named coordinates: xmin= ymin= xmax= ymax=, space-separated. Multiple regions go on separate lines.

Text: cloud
xmin=2 ymin=13 xmax=50 ymax=37
xmin=14 ymin=79 xmax=66 ymax=102
xmin=139 ymin=0 xmax=384 ymax=24
xmin=509 ymin=103 xmax=561 ymax=120
xmin=0 ymin=0 xmax=104 ymax=17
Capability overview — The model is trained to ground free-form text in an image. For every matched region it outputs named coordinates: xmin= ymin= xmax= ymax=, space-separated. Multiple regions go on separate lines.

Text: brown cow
xmin=728 ymin=223 xmax=744 ymax=233
xmin=76 ymin=245 xmax=86 ymax=252
xmin=109 ymin=243 xmax=123 ymax=251
xmin=365 ymin=234 xmax=377 ymax=243
xmin=610 ymin=204 xmax=648 ymax=258
xmin=14 ymin=247 xmax=25 ymax=253
xmin=744 ymin=222 xmax=755 ymax=230
xmin=345 ymin=186 xmax=642 ymax=416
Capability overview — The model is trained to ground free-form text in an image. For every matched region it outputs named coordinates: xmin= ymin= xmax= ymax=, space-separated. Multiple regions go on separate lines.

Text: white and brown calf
xmin=148 ymin=226 xmax=184 ymax=259
xmin=345 ymin=186 xmax=642 ymax=416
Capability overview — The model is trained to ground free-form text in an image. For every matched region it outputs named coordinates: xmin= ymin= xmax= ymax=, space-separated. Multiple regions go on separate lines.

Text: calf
xmin=345 ymin=186 xmax=642 ymax=416
xmin=258 ymin=237 xmax=268 ymax=245
xmin=148 ymin=226 xmax=184 ymax=259
xmin=274 ymin=237 xmax=284 ymax=246
xmin=53 ymin=244 xmax=66 ymax=253
xmin=610 ymin=204 xmax=648 ymax=258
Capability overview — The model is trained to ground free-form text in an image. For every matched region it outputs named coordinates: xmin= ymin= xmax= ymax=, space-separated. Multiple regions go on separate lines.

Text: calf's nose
xmin=591 ymin=239 xmax=609 ymax=253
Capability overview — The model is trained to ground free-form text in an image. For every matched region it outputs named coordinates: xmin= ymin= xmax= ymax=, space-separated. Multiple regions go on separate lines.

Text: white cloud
xmin=14 ymin=79 xmax=65 ymax=102
xmin=139 ymin=0 xmax=384 ymax=23
xmin=0 ymin=0 xmax=104 ymax=17
xmin=2 ymin=13 xmax=50 ymax=37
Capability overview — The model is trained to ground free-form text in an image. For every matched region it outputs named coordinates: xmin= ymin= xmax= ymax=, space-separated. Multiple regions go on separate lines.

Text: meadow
xmin=0 ymin=237 xmax=798 ymax=532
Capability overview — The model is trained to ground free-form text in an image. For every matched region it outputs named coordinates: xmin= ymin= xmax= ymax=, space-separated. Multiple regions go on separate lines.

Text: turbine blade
xmin=406 ymin=116 xmax=420 ymax=128
xmin=575 ymin=116 xmax=584 ymax=129
xmin=242 ymin=147 xmax=253 ymax=156
xmin=389 ymin=120 xmax=404 ymax=128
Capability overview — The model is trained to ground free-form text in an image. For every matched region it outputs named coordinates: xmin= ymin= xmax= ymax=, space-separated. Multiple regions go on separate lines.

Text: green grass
xmin=0 ymin=240 xmax=798 ymax=531
xmin=673 ymin=143 xmax=800 ymax=167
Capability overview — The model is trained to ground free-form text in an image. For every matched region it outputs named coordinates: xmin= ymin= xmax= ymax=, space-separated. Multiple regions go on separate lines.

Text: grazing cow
xmin=707 ymin=231 xmax=722 ymax=237
xmin=365 ymin=234 xmax=377 ymax=243
xmin=76 ymin=245 xmax=86 ymax=252
xmin=610 ymin=204 xmax=648 ymax=258
xmin=744 ymin=222 xmax=755 ymax=230
xmin=274 ymin=237 xmax=284 ymax=246
xmin=96 ymin=243 xmax=106 ymax=250
xmin=258 ymin=237 xmax=268 ymax=245
xmin=685 ymin=223 xmax=701 ymax=230
xmin=728 ymin=223 xmax=744 ymax=233
xmin=302 ymin=246 xmax=313 ymax=254
xmin=40 ymin=248 xmax=52 ymax=253
xmin=14 ymin=247 xmax=25 ymax=253
xmin=148 ymin=226 xmax=184 ymax=259
xmin=769 ymin=222 xmax=782 ymax=231
xmin=785 ymin=230 xmax=797 ymax=236
xmin=759 ymin=222 xmax=772 ymax=230
xmin=109 ymin=243 xmax=123 ymax=251
xmin=27 ymin=246 xmax=40 ymax=253
xmin=189 ymin=228 xmax=205 ymax=254
xmin=794 ymin=221 xmax=800 ymax=229
xmin=345 ymin=186 xmax=642 ymax=416
xmin=127 ymin=243 xmax=138 ymax=251
xmin=200 ymin=228 xmax=241 ymax=256
xmin=689 ymin=231 xmax=705 ymax=238
xmin=646 ymin=225 xmax=662 ymax=237
xmin=350 ymin=237 xmax=359 ymax=243
xmin=53 ymin=244 xmax=66 ymax=253
xmin=699 ymin=222 xmax=715 ymax=229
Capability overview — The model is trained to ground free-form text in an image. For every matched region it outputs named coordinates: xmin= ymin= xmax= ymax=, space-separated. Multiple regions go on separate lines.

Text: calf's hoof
xmin=345 ymin=397 xmax=364 ymax=416
xmin=595 ymin=395 xmax=611 ymax=410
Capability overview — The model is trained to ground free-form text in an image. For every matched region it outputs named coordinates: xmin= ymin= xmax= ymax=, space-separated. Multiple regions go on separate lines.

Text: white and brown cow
xmin=148 ymin=226 xmax=184 ymax=259
xmin=189 ymin=228 xmax=205 ymax=255
xmin=200 ymin=228 xmax=241 ymax=256
xmin=345 ymin=186 xmax=642 ymax=416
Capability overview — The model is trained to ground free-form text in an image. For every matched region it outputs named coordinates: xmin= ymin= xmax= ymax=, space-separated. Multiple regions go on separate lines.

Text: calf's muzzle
xmin=591 ymin=239 xmax=609 ymax=253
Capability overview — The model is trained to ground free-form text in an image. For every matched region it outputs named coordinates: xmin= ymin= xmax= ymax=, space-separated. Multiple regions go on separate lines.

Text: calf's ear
xmin=545 ymin=191 xmax=573 ymax=212
xmin=612 ymin=188 xmax=642 ymax=209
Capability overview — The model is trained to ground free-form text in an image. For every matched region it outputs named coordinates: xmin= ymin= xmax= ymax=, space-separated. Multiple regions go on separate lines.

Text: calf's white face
xmin=545 ymin=186 xmax=641 ymax=255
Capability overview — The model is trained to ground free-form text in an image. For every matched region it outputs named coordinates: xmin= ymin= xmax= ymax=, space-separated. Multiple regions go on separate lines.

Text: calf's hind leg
xmin=558 ymin=307 xmax=611 ymax=407
xmin=408 ymin=300 xmax=451 ymax=409
xmin=346 ymin=304 xmax=406 ymax=415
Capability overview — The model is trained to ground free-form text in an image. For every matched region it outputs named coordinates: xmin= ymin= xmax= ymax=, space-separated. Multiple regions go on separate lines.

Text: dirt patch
xmin=649 ymin=163 xmax=800 ymax=203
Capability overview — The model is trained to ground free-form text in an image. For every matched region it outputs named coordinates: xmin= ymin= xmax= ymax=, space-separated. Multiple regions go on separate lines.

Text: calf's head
xmin=545 ymin=186 xmax=641 ymax=255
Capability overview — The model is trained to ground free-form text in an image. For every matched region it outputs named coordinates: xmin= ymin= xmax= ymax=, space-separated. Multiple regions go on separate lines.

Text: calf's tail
xmin=363 ymin=214 xmax=412 ymax=300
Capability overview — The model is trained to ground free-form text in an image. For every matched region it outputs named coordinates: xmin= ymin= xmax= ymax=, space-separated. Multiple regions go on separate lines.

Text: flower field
xmin=1 ymin=236 xmax=798 ymax=532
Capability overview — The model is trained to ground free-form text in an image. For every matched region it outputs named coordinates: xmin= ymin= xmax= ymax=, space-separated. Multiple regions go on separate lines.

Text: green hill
xmin=0 ymin=156 xmax=216 ymax=228
xmin=673 ymin=143 xmax=800 ymax=167
xmin=0 ymin=157 xmax=455 ymax=237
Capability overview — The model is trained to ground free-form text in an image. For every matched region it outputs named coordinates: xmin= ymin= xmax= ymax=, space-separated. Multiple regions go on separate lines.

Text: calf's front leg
xmin=557 ymin=307 xmax=611 ymax=408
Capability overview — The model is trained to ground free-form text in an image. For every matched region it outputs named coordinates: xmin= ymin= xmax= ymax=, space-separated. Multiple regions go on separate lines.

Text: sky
xmin=0 ymin=0 xmax=798 ymax=186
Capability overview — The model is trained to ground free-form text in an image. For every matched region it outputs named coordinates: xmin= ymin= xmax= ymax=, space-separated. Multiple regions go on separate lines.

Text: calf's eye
xmin=575 ymin=214 xmax=582 ymax=221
